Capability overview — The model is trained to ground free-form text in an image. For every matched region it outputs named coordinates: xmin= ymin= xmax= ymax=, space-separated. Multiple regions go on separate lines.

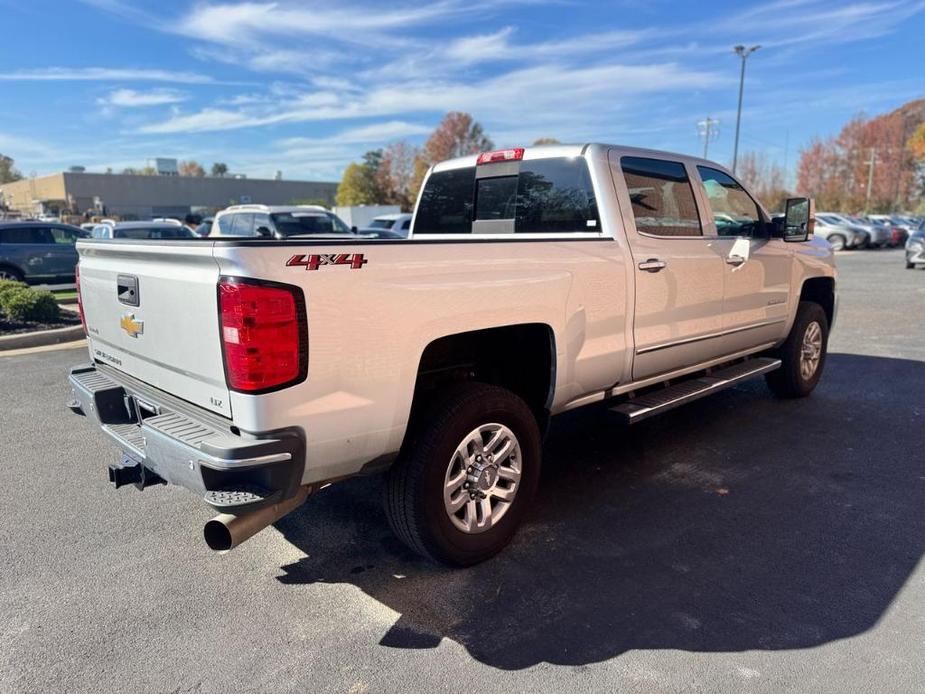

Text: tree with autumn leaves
xmin=796 ymin=99 xmax=925 ymax=213
xmin=336 ymin=112 xmax=493 ymax=210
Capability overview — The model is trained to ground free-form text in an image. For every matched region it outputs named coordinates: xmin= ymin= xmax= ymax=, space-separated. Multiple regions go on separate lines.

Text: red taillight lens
xmin=75 ymin=264 xmax=87 ymax=335
xmin=218 ymin=278 xmax=306 ymax=393
xmin=476 ymin=148 xmax=524 ymax=165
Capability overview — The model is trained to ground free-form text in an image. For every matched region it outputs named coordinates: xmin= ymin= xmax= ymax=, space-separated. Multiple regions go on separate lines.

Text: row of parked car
xmin=813 ymin=212 xmax=922 ymax=251
xmin=2 ymin=205 xmax=923 ymax=285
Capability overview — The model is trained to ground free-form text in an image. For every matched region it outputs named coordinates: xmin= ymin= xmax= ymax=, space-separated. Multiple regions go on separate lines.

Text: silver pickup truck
xmin=68 ymin=143 xmax=835 ymax=566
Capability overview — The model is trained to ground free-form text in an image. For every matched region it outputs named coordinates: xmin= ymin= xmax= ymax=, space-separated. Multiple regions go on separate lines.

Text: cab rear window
xmin=415 ymin=157 xmax=599 ymax=234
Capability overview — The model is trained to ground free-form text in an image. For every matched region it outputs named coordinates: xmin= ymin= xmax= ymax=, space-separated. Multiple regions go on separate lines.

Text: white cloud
xmin=98 ymin=88 xmax=187 ymax=107
xmin=138 ymin=61 xmax=725 ymax=134
xmin=0 ymin=67 xmax=216 ymax=83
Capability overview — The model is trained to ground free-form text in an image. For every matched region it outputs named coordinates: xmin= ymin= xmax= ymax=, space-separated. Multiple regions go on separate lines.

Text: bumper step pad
xmin=203 ymin=486 xmax=281 ymax=510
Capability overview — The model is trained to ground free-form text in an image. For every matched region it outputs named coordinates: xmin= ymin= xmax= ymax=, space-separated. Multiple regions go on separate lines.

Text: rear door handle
xmin=725 ymin=254 xmax=746 ymax=267
xmin=638 ymin=258 xmax=667 ymax=273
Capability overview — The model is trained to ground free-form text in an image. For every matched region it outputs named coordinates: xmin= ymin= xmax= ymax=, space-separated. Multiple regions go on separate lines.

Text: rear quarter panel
xmin=213 ymin=239 xmax=629 ymax=483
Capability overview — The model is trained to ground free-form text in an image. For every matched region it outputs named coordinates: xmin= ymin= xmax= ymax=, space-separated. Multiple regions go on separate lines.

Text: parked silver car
xmin=906 ymin=228 xmax=925 ymax=269
xmin=814 ymin=214 xmax=868 ymax=251
xmin=836 ymin=215 xmax=891 ymax=248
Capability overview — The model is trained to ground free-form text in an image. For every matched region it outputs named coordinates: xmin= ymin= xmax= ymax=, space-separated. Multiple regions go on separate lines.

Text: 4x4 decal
xmin=286 ymin=253 xmax=368 ymax=271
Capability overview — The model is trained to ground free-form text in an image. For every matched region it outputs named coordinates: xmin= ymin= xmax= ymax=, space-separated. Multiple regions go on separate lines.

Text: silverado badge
xmin=120 ymin=312 xmax=144 ymax=338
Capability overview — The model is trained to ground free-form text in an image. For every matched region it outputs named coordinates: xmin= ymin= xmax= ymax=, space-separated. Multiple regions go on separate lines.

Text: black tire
xmin=0 ymin=266 xmax=24 ymax=282
xmin=765 ymin=301 xmax=829 ymax=399
xmin=384 ymin=382 xmax=541 ymax=566
xmin=907 ymin=260 xmax=916 ymax=269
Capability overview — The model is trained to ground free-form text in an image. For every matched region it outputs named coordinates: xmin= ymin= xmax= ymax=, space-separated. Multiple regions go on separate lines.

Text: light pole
xmin=732 ymin=44 xmax=760 ymax=175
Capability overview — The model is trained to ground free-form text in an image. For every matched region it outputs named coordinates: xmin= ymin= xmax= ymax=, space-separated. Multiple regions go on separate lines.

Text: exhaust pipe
xmin=204 ymin=485 xmax=313 ymax=552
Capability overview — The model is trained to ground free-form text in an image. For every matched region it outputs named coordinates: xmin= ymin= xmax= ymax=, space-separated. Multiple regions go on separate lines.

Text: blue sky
xmin=1 ymin=0 xmax=923 ymax=182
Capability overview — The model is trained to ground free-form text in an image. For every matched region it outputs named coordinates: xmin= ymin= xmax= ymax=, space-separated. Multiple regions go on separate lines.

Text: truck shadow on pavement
xmin=274 ymin=353 xmax=925 ymax=670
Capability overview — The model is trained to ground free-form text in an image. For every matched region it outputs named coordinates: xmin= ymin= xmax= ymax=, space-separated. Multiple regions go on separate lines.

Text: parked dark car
xmin=0 ymin=221 xmax=87 ymax=283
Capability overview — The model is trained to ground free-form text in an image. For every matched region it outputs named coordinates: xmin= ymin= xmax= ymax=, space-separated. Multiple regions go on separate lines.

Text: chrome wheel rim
xmin=443 ymin=423 xmax=522 ymax=534
xmin=829 ymin=235 xmax=845 ymax=251
xmin=800 ymin=321 xmax=823 ymax=381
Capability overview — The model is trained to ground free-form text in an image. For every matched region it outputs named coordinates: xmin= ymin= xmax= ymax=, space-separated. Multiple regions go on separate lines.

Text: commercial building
xmin=0 ymin=171 xmax=338 ymax=220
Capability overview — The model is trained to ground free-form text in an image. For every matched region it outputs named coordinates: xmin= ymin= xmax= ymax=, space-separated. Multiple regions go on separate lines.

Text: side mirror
xmin=255 ymin=226 xmax=272 ymax=238
xmin=782 ymin=197 xmax=815 ymax=242
xmin=351 ymin=225 xmax=358 ymax=233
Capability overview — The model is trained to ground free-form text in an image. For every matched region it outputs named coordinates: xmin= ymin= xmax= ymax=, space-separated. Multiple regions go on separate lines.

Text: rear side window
xmin=216 ymin=214 xmax=235 ymax=235
xmin=230 ymin=213 xmax=255 ymax=236
xmin=0 ymin=227 xmax=54 ymax=244
xmin=416 ymin=157 xmax=599 ymax=234
xmin=621 ymin=157 xmax=702 ymax=237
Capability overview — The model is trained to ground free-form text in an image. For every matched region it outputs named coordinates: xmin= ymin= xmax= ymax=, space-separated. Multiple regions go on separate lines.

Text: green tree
xmin=336 ymin=163 xmax=379 ymax=206
xmin=0 ymin=154 xmax=23 ymax=183
xmin=211 ymin=162 xmax=229 ymax=177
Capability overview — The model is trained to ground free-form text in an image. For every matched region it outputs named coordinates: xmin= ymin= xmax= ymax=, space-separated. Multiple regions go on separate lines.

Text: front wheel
xmin=0 ymin=266 xmax=24 ymax=282
xmin=765 ymin=302 xmax=829 ymax=398
xmin=384 ymin=383 xmax=541 ymax=566
xmin=827 ymin=234 xmax=846 ymax=252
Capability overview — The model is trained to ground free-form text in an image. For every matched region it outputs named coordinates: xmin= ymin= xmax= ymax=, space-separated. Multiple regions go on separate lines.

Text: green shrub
xmin=0 ymin=286 xmax=61 ymax=323
xmin=0 ymin=278 xmax=28 ymax=303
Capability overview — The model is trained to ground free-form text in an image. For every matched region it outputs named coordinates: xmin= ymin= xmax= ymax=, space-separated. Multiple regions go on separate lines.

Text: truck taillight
xmin=218 ymin=278 xmax=307 ymax=393
xmin=75 ymin=264 xmax=87 ymax=335
xmin=476 ymin=148 xmax=524 ymax=165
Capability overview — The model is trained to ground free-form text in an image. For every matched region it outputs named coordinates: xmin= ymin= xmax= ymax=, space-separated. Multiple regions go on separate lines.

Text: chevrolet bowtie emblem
xmin=120 ymin=312 xmax=144 ymax=338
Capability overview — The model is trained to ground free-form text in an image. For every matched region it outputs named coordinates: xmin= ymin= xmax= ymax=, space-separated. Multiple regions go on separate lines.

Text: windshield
xmin=270 ymin=212 xmax=351 ymax=236
xmin=113 ymin=226 xmax=193 ymax=239
xmin=368 ymin=218 xmax=395 ymax=229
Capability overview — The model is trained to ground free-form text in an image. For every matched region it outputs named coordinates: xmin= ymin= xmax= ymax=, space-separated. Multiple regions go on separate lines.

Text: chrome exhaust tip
xmin=204 ymin=485 xmax=312 ymax=552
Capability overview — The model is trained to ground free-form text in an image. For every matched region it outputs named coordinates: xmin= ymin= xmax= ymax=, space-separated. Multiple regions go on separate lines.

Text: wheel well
xmin=413 ymin=324 xmax=555 ymax=426
xmin=800 ymin=277 xmax=835 ymax=327
xmin=0 ymin=262 xmax=24 ymax=279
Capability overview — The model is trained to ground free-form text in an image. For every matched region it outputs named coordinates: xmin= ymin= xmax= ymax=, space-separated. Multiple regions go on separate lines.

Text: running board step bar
xmin=611 ymin=357 xmax=781 ymax=424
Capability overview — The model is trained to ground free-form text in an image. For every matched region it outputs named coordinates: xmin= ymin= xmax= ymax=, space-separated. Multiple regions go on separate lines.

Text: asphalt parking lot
xmin=2 ymin=249 xmax=924 ymax=694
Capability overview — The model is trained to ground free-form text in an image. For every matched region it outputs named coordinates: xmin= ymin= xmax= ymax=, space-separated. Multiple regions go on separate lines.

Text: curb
xmin=0 ymin=323 xmax=86 ymax=351
xmin=0 ymin=305 xmax=84 ymax=351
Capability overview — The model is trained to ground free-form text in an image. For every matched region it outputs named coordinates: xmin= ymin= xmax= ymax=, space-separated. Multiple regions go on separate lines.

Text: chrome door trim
xmin=636 ymin=317 xmax=787 ymax=355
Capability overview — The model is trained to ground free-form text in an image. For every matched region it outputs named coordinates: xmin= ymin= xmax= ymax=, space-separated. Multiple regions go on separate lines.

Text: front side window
xmin=698 ymin=166 xmax=764 ymax=237
xmin=621 ymin=157 xmax=702 ymax=237
xmin=50 ymin=227 xmax=80 ymax=244
xmin=368 ymin=218 xmax=394 ymax=229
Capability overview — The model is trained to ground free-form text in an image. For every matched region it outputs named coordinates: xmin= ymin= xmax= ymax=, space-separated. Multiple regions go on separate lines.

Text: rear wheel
xmin=384 ymin=383 xmax=541 ymax=566
xmin=765 ymin=302 xmax=829 ymax=398
xmin=0 ymin=266 xmax=24 ymax=282
xmin=827 ymin=234 xmax=846 ymax=252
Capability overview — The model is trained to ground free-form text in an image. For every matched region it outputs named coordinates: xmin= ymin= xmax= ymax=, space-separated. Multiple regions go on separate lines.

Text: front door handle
xmin=726 ymin=254 xmax=746 ymax=267
xmin=638 ymin=258 xmax=667 ymax=273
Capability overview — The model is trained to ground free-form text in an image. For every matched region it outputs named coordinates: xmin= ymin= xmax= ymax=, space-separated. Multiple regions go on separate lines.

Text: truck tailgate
xmin=78 ymin=241 xmax=231 ymax=418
